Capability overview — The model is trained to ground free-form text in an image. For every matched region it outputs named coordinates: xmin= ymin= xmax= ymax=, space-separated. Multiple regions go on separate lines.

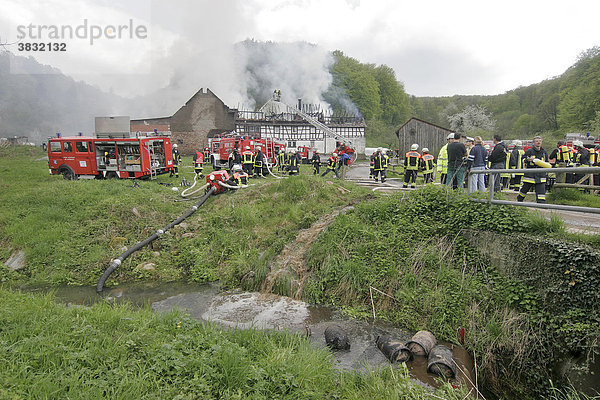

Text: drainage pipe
xmin=96 ymin=185 xmax=217 ymax=292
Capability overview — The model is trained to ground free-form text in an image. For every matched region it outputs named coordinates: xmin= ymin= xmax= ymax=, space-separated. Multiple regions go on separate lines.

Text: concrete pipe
xmin=376 ymin=335 xmax=412 ymax=363
xmin=427 ymin=345 xmax=456 ymax=379
xmin=324 ymin=324 xmax=350 ymax=350
xmin=406 ymin=330 xmax=437 ymax=356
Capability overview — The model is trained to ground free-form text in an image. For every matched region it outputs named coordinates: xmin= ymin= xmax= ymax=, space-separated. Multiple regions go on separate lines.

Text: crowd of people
xmin=171 ymin=136 xmax=599 ymax=200
xmin=403 ymin=133 xmax=600 ymax=203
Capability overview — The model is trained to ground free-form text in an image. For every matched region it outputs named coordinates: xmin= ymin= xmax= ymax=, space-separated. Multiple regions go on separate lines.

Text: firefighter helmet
xmin=410 ymin=144 xmax=419 ymax=151
xmin=173 ymin=144 xmax=178 ymax=148
xmin=245 ymin=146 xmax=250 ymax=150
xmin=422 ymin=147 xmax=429 ymax=153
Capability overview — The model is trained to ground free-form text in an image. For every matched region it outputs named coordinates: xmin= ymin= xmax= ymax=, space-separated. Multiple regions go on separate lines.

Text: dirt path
xmin=261 ymin=205 xmax=354 ymax=298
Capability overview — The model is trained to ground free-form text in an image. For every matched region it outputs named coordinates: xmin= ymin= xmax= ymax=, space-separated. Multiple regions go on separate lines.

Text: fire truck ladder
xmin=277 ymin=99 xmax=357 ymax=150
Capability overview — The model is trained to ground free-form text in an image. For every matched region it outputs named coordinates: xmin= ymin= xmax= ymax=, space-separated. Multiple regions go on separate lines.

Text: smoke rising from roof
xmin=128 ymin=39 xmax=347 ymax=118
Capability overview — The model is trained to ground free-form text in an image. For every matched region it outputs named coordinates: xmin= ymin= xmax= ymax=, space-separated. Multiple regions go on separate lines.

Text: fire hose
xmin=181 ymin=172 xmax=209 ymax=197
xmin=96 ymin=185 xmax=217 ymax=292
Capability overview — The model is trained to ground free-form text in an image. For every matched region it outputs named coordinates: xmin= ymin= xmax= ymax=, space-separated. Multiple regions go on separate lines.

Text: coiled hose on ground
xmin=96 ymin=185 xmax=216 ymax=292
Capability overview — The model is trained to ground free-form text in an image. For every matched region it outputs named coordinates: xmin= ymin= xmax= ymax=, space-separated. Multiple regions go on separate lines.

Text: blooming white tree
xmin=447 ymin=105 xmax=496 ymax=133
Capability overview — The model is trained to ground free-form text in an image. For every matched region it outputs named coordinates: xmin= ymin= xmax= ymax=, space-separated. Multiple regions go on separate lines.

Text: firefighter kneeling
xmin=226 ymin=164 xmax=248 ymax=188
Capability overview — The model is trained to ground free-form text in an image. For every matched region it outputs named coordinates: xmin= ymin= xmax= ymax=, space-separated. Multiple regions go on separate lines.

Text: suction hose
xmin=181 ymin=172 xmax=209 ymax=198
xmin=96 ymin=185 xmax=217 ymax=292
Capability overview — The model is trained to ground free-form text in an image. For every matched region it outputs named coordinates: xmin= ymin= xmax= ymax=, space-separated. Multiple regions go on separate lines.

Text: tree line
xmin=326 ymin=46 xmax=600 ymax=147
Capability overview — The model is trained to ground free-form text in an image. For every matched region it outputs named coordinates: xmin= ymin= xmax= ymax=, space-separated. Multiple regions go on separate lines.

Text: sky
xmin=1 ymin=0 xmax=599 ymax=107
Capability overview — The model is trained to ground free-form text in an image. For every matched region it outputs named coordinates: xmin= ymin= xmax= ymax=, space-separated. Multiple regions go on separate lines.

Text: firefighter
xmin=242 ymin=146 xmax=254 ymax=175
xmin=509 ymin=140 xmax=525 ymax=190
xmin=403 ymin=144 xmax=421 ymax=188
xmin=203 ymin=147 xmax=210 ymax=166
xmin=170 ymin=144 xmax=181 ymax=177
xmin=229 ymin=148 xmax=242 ymax=171
xmin=311 ymin=150 xmax=321 ymax=175
xmin=372 ymin=149 xmax=384 ymax=182
xmin=380 ymin=150 xmax=390 ymax=183
xmin=517 ymin=136 xmax=549 ymax=204
xmin=228 ymin=165 xmax=248 ymax=186
xmin=421 ymin=148 xmax=435 ymax=184
xmin=572 ymin=140 xmax=591 ymax=185
xmin=277 ymin=149 xmax=286 ymax=172
xmin=289 ymin=150 xmax=300 ymax=175
xmin=253 ymin=146 xmax=265 ymax=178
xmin=369 ymin=151 xmax=376 ymax=179
xmin=437 ymin=133 xmax=454 ymax=184
xmin=321 ymin=152 xmax=340 ymax=178
xmin=193 ymin=149 xmax=204 ymax=178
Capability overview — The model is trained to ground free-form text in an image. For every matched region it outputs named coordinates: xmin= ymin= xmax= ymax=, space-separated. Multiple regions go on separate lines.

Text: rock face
xmin=324 ymin=324 xmax=351 ymax=350
xmin=5 ymin=250 xmax=26 ymax=271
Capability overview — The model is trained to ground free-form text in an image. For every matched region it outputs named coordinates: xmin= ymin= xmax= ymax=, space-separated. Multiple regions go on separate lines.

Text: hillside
xmin=0 ymin=51 xmax=133 ymax=143
xmin=408 ymin=47 xmax=600 ymax=140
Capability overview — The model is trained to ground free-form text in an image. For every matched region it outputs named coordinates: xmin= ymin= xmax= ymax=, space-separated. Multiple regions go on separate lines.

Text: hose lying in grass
xmin=96 ymin=186 xmax=217 ymax=292
xmin=181 ymin=173 xmax=209 ymax=198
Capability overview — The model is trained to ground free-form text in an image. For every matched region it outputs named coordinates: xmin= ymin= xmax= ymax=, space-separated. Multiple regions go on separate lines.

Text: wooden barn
xmin=395 ymin=117 xmax=453 ymax=156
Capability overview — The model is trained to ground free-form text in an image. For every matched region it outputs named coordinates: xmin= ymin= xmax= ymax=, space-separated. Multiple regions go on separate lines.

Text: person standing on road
xmin=517 ymin=136 xmax=549 ymax=204
xmin=466 ymin=136 xmax=487 ymax=192
xmin=403 ymin=144 xmax=421 ymax=188
xmin=437 ymin=133 xmax=454 ymax=185
xmin=420 ymin=148 xmax=435 ymax=184
xmin=488 ymin=134 xmax=507 ymax=192
xmin=446 ymin=133 xmax=467 ymax=189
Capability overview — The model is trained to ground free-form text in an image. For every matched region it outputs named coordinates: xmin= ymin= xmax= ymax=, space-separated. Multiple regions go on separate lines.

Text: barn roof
xmin=396 ymin=117 xmax=453 ymax=134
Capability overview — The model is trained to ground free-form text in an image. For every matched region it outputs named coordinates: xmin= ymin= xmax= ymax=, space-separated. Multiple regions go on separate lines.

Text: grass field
xmin=1 ymin=146 xmax=597 ymax=400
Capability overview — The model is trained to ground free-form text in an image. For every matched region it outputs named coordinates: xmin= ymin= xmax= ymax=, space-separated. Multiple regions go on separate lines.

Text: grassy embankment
xmin=298 ymin=186 xmax=599 ymax=399
xmin=0 ymin=145 xmax=369 ymax=287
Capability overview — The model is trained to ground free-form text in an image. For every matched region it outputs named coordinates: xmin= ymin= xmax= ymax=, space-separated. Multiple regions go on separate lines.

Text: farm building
xmin=131 ymin=88 xmax=365 ymax=155
xmin=235 ymin=96 xmax=366 ymax=155
xmin=130 ymin=88 xmax=236 ymax=154
xmin=395 ymin=117 xmax=454 ymax=156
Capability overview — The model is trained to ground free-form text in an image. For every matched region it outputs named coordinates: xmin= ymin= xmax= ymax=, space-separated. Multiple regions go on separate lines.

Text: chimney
xmin=298 ymin=99 xmax=302 ymax=111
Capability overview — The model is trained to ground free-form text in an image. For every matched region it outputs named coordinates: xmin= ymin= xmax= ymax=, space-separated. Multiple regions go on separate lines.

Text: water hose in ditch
xmin=96 ymin=185 xmax=217 ymax=292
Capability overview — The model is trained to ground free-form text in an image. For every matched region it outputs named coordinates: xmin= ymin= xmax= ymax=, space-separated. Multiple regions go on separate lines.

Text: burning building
xmin=131 ymin=88 xmax=365 ymax=155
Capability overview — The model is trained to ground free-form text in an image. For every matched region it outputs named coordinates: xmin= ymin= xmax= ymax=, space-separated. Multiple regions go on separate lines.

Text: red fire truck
xmin=209 ymin=135 xmax=286 ymax=169
xmin=48 ymin=136 xmax=173 ymax=179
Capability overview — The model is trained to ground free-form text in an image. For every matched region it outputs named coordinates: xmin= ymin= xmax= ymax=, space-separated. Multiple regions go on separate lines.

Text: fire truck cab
xmin=48 ymin=136 xmax=173 ymax=179
xmin=209 ymin=135 xmax=286 ymax=169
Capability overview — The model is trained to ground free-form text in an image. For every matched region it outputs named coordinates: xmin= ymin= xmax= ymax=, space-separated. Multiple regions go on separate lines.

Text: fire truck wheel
xmin=106 ymin=172 xmax=118 ymax=179
xmin=59 ymin=166 xmax=76 ymax=180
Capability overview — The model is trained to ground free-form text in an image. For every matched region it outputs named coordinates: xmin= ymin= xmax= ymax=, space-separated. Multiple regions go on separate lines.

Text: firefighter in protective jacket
xmin=321 ymin=153 xmax=340 ymax=178
xmin=311 ymin=150 xmax=321 ymax=175
xmin=517 ymin=136 xmax=549 ymax=204
xmin=420 ymin=148 xmax=435 ymax=184
xmin=242 ymin=146 xmax=254 ymax=175
xmin=170 ymin=144 xmax=181 ymax=177
xmin=193 ymin=150 xmax=204 ymax=178
xmin=403 ymin=144 xmax=421 ymax=188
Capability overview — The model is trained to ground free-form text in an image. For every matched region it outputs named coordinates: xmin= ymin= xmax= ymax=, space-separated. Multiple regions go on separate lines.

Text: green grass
xmin=548 ymin=188 xmax=600 ymax=208
xmin=0 ymin=287 xmax=473 ymax=400
xmin=0 ymin=146 xmax=369 ymax=287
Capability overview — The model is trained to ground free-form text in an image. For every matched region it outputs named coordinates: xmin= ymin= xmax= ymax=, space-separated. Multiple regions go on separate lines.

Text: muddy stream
xmin=26 ymin=282 xmax=477 ymax=394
